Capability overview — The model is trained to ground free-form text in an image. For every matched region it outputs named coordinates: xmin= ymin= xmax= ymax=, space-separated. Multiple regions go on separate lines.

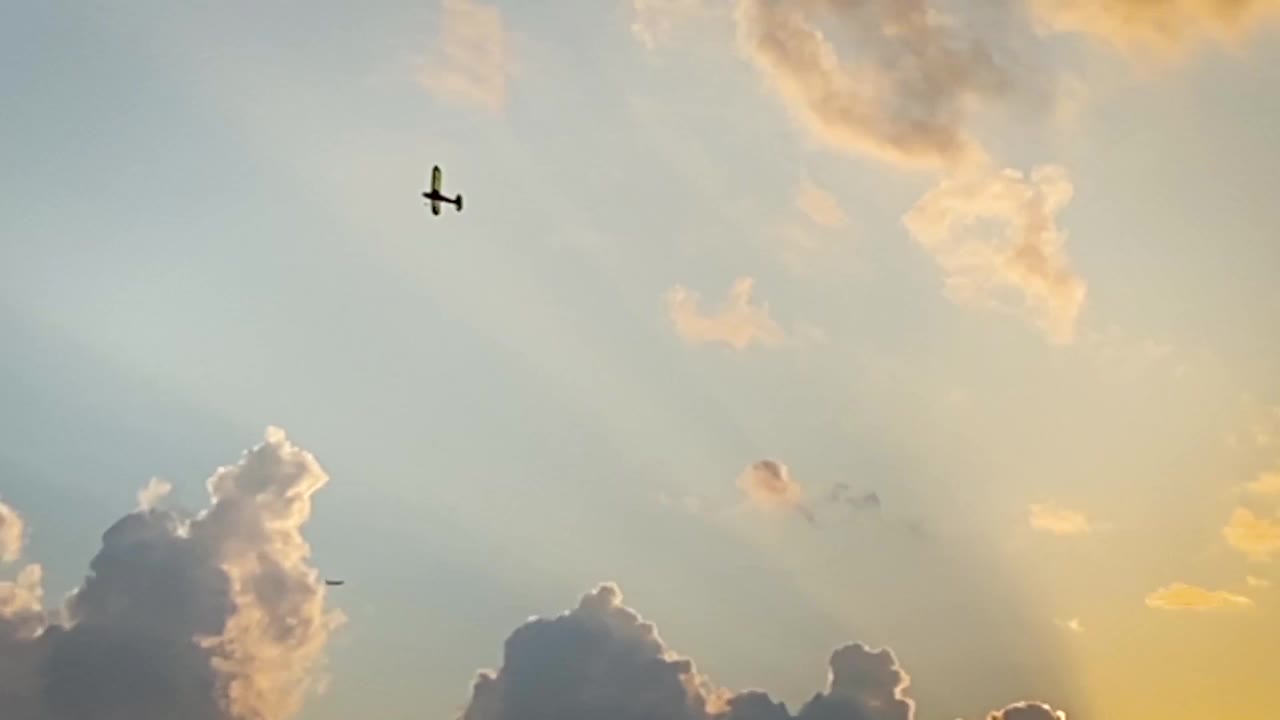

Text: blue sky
xmin=3 ymin=2 xmax=1280 ymax=719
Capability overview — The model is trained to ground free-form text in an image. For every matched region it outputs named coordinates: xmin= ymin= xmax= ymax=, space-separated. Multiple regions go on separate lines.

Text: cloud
xmin=1027 ymin=503 xmax=1092 ymax=536
xmin=418 ymin=0 xmax=513 ymax=113
xmin=1054 ymin=618 xmax=1084 ymax=634
xmin=0 ymin=499 xmax=24 ymax=564
xmin=988 ymin=702 xmax=1068 ymax=720
xmin=632 ymin=0 xmax=708 ymax=49
xmin=1246 ymin=575 xmax=1271 ymax=588
xmin=796 ymin=179 xmax=849 ymax=228
xmin=0 ymin=563 xmax=46 ymax=631
xmin=666 ymin=277 xmax=787 ymax=350
xmin=1222 ymin=508 xmax=1280 ymax=561
xmin=0 ymin=427 xmax=343 ymax=720
xmin=1029 ymin=0 xmax=1280 ymax=56
xmin=1145 ymin=582 xmax=1254 ymax=611
xmin=456 ymin=583 xmax=1067 ymax=720
xmin=1246 ymin=470 xmax=1280 ymax=496
xmin=738 ymin=460 xmax=815 ymax=525
xmin=136 ymin=477 xmax=173 ymax=511
xmin=732 ymin=0 xmax=1009 ymax=172
xmin=902 ymin=165 xmax=1087 ymax=345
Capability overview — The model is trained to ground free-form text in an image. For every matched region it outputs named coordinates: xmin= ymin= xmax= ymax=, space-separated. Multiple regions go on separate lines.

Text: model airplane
xmin=422 ymin=165 xmax=463 ymax=216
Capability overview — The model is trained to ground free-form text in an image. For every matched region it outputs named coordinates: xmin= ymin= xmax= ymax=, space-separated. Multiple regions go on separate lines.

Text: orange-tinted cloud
xmin=1145 ymin=582 xmax=1254 ymax=611
xmin=1246 ymin=470 xmax=1280 ymax=496
xmin=738 ymin=460 xmax=815 ymax=525
xmin=902 ymin=165 xmax=1087 ymax=344
xmin=666 ymin=277 xmax=787 ymax=350
xmin=796 ymin=179 xmax=849 ymax=229
xmin=1030 ymin=0 xmax=1280 ymax=56
xmin=733 ymin=0 xmax=1005 ymax=171
xmin=0 ymin=499 xmax=24 ymax=564
xmin=1222 ymin=508 xmax=1280 ymax=561
xmin=419 ymin=0 xmax=514 ymax=113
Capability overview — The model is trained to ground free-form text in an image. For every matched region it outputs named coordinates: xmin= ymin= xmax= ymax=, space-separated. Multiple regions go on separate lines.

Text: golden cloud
xmin=1145 ymin=582 xmax=1254 ymax=611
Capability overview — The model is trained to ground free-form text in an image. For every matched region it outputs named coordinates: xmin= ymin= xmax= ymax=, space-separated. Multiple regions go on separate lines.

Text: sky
xmin=2 ymin=1 xmax=1280 ymax=719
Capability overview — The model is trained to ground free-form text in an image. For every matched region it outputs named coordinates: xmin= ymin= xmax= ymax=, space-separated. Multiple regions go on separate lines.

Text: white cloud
xmin=0 ymin=499 xmax=24 ymax=564
xmin=418 ymin=0 xmax=513 ymax=113
xmin=1245 ymin=575 xmax=1270 ymax=588
xmin=796 ymin=178 xmax=849 ymax=229
xmin=136 ymin=477 xmax=174 ymax=511
xmin=903 ymin=165 xmax=1087 ymax=345
xmin=1027 ymin=504 xmax=1092 ymax=536
xmin=732 ymin=0 xmax=1007 ymax=171
xmin=1222 ymin=508 xmax=1280 ymax=561
xmin=666 ymin=277 xmax=787 ymax=350
xmin=0 ymin=427 xmax=344 ymax=720
xmin=1145 ymin=582 xmax=1254 ymax=611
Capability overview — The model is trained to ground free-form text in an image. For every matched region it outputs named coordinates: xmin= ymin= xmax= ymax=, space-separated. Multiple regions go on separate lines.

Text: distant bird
xmin=324 ymin=579 xmax=345 ymax=587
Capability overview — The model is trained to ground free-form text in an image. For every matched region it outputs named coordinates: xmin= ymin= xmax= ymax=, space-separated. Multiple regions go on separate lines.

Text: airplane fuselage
xmin=422 ymin=190 xmax=460 ymax=205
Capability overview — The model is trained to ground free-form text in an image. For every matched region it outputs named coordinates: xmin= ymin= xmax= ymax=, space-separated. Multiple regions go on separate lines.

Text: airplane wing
xmin=432 ymin=166 xmax=443 ymax=193
xmin=431 ymin=198 xmax=441 ymax=216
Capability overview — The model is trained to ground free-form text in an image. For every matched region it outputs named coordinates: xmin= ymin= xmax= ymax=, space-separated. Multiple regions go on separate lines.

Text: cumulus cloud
xmin=1030 ymin=0 xmax=1280 ymax=56
xmin=456 ymin=582 xmax=1067 ymax=720
xmin=902 ymin=165 xmax=1087 ymax=344
xmin=738 ymin=460 xmax=815 ymax=525
xmin=1145 ymin=582 xmax=1254 ymax=611
xmin=1026 ymin=503 xmax=1092 ymax=536
xmin=733 ymin=0 xmax=1009 ymax=171
xmin=0 ymin=427 xmax=343 ymax=720
xmin=419 ymin=0 xmax=513 ymax=113
xmin=666 ymin=277 xmax=787 ymax=350
xmin=1222 ymin=508 xmax=1280 ymax=561
xmin=796 ymin=179 xmax=849 ymax=228
xmin=988 ymin=702 xmax=1068 ymax=720
xmin=0 ymin=499 xmax=24 ymax=564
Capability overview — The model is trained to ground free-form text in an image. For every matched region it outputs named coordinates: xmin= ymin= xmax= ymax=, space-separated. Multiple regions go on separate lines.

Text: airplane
xmin=324 ymin=579 xmax=346 ymax=587
xmin=422 ymin=165 xmax=463 ymax=216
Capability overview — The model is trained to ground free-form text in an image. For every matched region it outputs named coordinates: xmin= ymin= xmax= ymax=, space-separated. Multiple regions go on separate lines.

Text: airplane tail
xmin=456 ymin=194 xmax=464 ymax=212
